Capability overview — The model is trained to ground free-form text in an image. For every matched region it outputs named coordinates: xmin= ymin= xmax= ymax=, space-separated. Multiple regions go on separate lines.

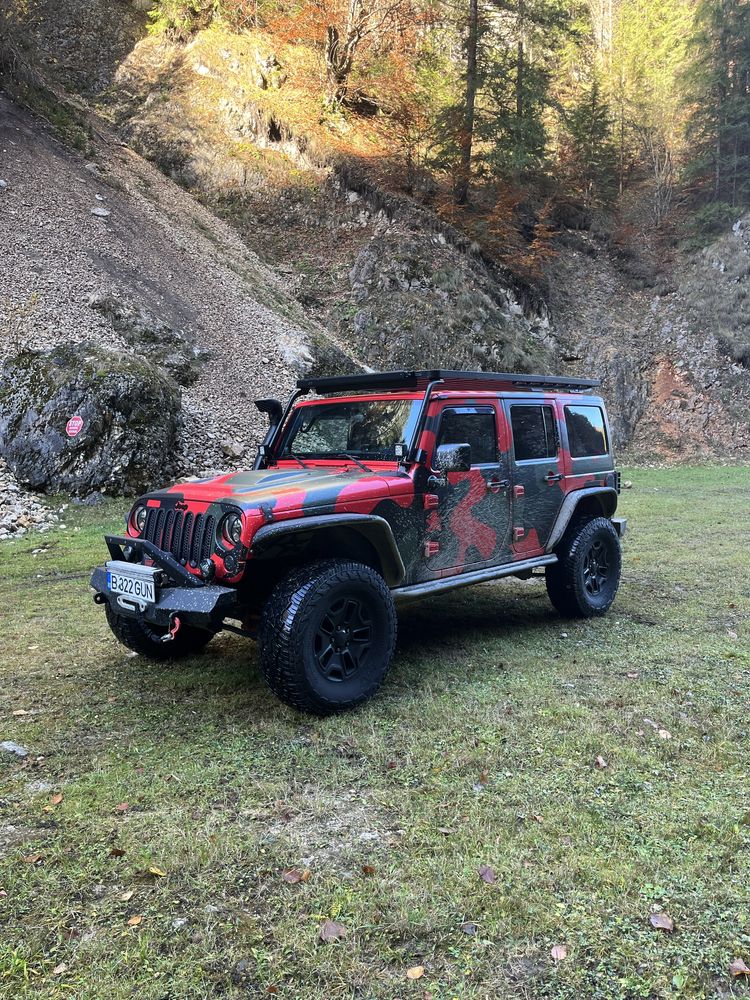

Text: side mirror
xmin=434 ymin=442 xmax=471 ymax=473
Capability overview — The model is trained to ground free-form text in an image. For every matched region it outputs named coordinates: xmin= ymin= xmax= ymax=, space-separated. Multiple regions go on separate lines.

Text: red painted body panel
xmin=120 ymin=384 xmax=618 ymax=588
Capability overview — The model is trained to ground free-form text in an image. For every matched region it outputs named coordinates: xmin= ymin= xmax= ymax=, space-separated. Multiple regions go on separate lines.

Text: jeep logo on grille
xmin=174 ymin=500 xmax=188 ymax=510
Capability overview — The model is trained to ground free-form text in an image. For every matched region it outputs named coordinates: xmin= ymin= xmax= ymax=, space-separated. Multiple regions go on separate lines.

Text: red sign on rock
xmin=66 ymin=415 xmax=84 ymax=438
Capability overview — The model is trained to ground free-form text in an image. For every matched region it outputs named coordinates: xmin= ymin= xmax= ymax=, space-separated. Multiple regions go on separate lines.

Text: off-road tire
xmin=105 ymin=603 xmax=214 ymax=660
xmin=545 ymin=516 xmax=621 ymax=618
xmin=259 ymin=560 xmax=397 ymax=715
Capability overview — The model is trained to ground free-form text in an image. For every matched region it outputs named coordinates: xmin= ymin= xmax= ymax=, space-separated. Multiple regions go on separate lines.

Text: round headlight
xmin=131 ymin=504 xmax=147 ymax=535
xmin=220 ymin=512 xmax=243 ymax=547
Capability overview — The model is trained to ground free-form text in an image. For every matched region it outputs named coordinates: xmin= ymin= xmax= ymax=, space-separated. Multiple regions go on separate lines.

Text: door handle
xmin=544 ymin=472 xmax=564 ymax=482
xmin=487 ymin=478 xmax=509 ymax=493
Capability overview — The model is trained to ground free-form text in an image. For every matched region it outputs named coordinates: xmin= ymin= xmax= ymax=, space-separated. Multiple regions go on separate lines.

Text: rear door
xmin=503 ymin=400 xmax=565 ymax=553
xmin=427 ymin=403 xmax=512 ymax=574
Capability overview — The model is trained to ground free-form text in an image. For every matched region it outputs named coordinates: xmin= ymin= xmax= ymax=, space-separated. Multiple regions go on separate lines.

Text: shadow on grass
xmin=97 ymin=578 xmax=570 ymax=719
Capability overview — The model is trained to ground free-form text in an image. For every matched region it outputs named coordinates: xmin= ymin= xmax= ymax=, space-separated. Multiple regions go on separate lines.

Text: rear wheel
xmin=105 ymin=604 xmax=214 ymax=660
xmin=259 ymin=560 xmax=397 ymax=715
xmin=546 ymin=516 xmax=621 ymax=618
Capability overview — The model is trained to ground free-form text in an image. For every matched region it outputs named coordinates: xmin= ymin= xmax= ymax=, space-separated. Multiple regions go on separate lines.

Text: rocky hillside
xmin=0 ymin=91 xmax=354 ymax=499
xmin=99 ymin=16 xmax=750 ymax=458
xmin=546 ymin=224 xmax=750 ymax=457
xmin=1 ymin=0 xmax=749 ymax=535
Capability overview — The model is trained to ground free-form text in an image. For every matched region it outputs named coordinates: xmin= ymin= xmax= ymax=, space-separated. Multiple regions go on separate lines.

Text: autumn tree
xmin=605 ymin=0 xmax=691 ymax=222
xmin=271 ymin=0 xmax=418 ymax=106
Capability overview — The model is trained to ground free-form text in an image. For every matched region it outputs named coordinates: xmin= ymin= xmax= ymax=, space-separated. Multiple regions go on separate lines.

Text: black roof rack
xmin=296 ymin=369 xmax=601 ymax=395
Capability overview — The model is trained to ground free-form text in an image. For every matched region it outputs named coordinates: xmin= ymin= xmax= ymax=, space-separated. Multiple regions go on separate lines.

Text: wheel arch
xmin=249 ymin=514 xmax=406 ymax=587
xmin=546 ymin=487 xmax=618 ymax=553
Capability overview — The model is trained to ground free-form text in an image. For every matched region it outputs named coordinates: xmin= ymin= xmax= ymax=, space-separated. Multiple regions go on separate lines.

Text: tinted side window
xmin=510 ymin=405 xmax=557 ymax=461
xmin=437 ymin=407 xmax=497 ymax=464
xmin=565 ymin=405 xmax=608 ymax=457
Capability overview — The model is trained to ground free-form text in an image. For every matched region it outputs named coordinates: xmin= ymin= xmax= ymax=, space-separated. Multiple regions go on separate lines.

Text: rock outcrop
xmin=88 ymin=292 xmax=211 ymax=386
xmin=0 ymin=343 xmax=181 ymax=495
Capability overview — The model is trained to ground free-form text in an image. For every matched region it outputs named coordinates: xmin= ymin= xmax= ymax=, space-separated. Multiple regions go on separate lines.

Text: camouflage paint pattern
xmin=121 ymin=388 xmax=618 ymax=590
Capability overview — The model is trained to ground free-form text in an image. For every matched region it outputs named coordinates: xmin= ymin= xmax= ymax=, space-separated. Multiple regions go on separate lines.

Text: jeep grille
xmin=142 ymin=507 xmax=216 ymax=565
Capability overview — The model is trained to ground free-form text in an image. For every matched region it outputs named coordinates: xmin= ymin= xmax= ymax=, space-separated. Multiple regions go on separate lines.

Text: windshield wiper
xmin=281 ymin=453 xmax=310 ymax=470
xmin=336 ymin=453 xmax=374 ymax=474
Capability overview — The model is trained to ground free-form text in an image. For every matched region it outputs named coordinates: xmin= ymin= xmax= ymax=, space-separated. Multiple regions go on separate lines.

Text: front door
xmin=426 ymin=403 xmax=512 ymax=575
xmin=503 ymin=400 xmax=565 ymax=554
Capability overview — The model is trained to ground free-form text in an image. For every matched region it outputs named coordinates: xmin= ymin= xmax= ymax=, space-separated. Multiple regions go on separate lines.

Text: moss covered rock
xmin=0 ymin=343 xmax=181 ymax=495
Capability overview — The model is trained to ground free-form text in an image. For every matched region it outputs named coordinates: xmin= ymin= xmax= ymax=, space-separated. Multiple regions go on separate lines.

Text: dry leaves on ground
xmin=649 ymin=912 xmax=674 ymax=932
xmin=406 ymin=966 xmax=424 ymax=979
xmin=318 ymin=919 xmax=346 ymax=943
xmin=281 ymin=868 xmax=310 ymax=884
xmin=478 ymin=864 xmax=497 ymax=884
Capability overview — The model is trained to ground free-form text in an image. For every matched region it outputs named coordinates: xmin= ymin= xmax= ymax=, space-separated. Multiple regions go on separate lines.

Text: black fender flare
xmin=250 ymin=513 xmax=406 ymax=587
xmin=545 ymin=487 xmax=618 ymax=553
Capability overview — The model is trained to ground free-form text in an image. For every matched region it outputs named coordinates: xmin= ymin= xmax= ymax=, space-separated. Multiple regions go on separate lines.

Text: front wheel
xmin=546 ymin=516 xmax=622 ymax=618
xmin=259 ymin=560 xmax=397 ymax=715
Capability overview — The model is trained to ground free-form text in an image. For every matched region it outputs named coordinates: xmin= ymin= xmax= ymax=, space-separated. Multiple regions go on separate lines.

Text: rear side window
xmin=510 ymin=405 xmax=557 ymax=461
xmin=437 ymin=407 xmax=497 ymax=464
xmin=565 ymin=405 xmax=608 ymax=457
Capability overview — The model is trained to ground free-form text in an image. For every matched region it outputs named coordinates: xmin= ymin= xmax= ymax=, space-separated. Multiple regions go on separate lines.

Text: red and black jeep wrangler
xmin=90 ymin=370 xmax=626 ymax=714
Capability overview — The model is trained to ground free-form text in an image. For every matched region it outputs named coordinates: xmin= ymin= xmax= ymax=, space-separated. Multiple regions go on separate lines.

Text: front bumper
xmin=90 ymin=535 xmax=239 ymax=630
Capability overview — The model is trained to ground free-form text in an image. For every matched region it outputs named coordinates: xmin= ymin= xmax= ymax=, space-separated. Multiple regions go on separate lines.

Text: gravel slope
xmin=0 ymin=93 xmax=354 ymax=471
xmin=0 ymin=92 xmax=358 ymax=537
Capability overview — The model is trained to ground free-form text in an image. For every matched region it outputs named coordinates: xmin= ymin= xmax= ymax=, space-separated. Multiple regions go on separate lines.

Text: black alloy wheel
xmin=582 ymin=538 xmax=611 ymax=597
xmin=314 ymin=595 xmax=374 ymax=682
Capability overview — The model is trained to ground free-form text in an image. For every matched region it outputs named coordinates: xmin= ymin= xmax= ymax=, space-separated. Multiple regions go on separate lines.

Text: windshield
xmin=278 ymin=399 xmax=421 ymax=461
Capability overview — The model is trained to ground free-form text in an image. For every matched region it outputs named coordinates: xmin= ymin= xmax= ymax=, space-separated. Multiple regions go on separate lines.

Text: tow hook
xmin=161 ymin=614 xmax=182 ymax=643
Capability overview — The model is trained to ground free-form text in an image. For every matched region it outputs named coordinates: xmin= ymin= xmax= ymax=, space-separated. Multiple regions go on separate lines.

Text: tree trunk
xmin=455 ymin=0 xmax=478 ymax=204
xmin=514 ymin=0 xmax=525 ymax=170
xmin=324 ymin=0 xmax=366 ymax=105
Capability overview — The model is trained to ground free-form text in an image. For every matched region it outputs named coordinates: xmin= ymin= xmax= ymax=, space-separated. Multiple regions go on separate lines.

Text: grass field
xmin=1 ymin=467 xmax=749 ymax=1000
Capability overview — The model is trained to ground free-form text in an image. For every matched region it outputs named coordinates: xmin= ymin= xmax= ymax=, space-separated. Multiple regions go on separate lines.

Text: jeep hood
xmin=144 ymin=466 xmax=409 ymax=517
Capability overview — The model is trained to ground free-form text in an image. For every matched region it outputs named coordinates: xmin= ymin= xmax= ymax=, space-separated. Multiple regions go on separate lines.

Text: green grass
xmin=1 ymin=467 xmax=749 ymax=999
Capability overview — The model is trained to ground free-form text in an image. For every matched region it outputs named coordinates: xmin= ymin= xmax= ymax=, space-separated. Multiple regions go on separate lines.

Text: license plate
xmin=106 ymin=564 xmax=157 ymax=605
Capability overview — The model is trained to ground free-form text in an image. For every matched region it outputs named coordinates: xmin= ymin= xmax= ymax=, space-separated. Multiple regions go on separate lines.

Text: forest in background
xmin=138 ymin=0 xmax=750 ymax=265
xmin=1 ymin=0 xmax=749 ymax=281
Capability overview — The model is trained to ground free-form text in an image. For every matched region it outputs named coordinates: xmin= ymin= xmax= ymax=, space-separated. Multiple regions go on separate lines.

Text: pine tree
xmin=478 ymin=0 xmax=575 ymax=180
xmin=684 ymin=0 xmax=750 ymax=218
xmin=562 ymin=73 xmax=618 ymax=206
